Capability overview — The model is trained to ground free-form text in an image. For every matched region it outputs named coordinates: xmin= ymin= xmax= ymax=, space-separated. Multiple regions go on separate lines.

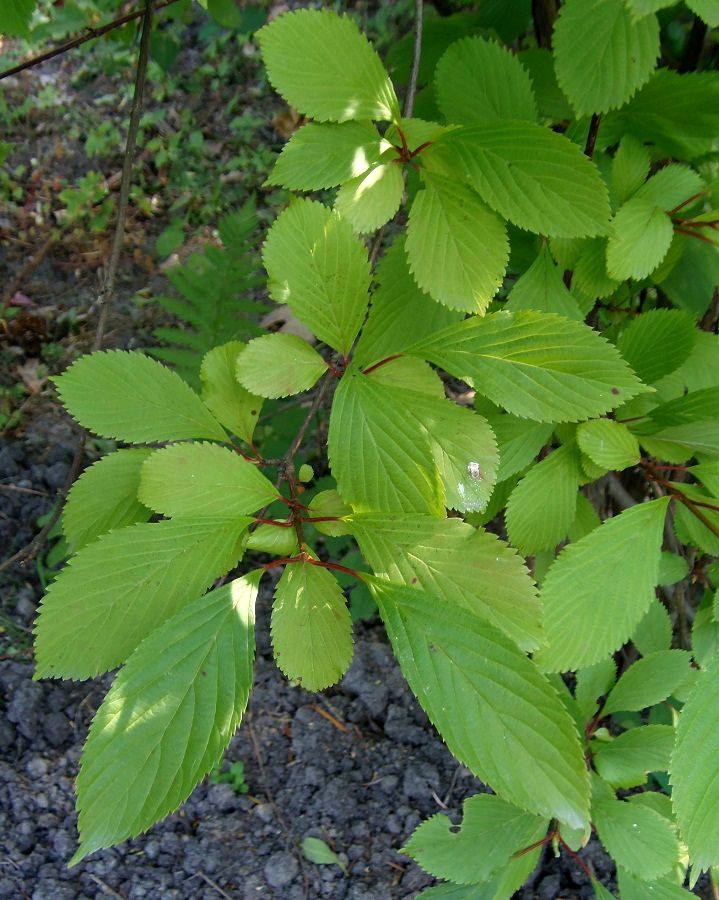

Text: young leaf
xmin=353 ymin=236 xmax=463 ymax=368
xmin=257 ymin=9 xmax=400 ymax=123
xmin=307 ymin=489 xmax=352 ymax=537
xmin=371 ymin=579 xmax=590 ymax=830
xmin=351 ymin=513 xmax=542 ymax=651
xmin=606 ymin=197 xmax=673 ymax=281
xmin=138 ymin=443 xmax=278 ymax=518
xmin=403 ymin=794 xmax=547 ymax=884
xmin=272 ymin=560 xmax=353 ymax=690
xmin=489 ymin=414 xmax=553 ymax=482
xmin=367 ymin=357 xmax=445 ymax=398
xmin=553 ymin=0 xmax=659 ymax=116
xmin=575 ymin=658 xmax=617 ymax=722
xmin=617 ymin=309 xmax=696 ymax=384
xmin=71 ymin=573 xmax=259 ymax=864
xmin=301 ymin=837 xmax=347 ymax=873
xmin=335 ymin=161 xmax=404 ymax=234
xmin=63 ymin=449 xmax=152 ymax=552
xmin=671 ymin=655 xmax=719 ymax=873
xmin=328 ymin=369 xmax=444 ymax=515
xmin=263 ymin=198 xmax=370 ymax=355
xmin=593 ymin=725 xmax=675 ymax=789
xmin=505 ymin=444 xmax=583 ymax=554
xmin=602 ymin=651 xmax=693 ymax=715
xmin=408 ymin=310 xmax=647 ymax=423
xmin=54 ymin=350 xmax=226 ymax=443
xmin=405 ymin=173 xmax=509 ymax=313
xmin=423 ymin=122 xmax=611 ymax=238
xmin=236 ymin=333 xmax=327 ymax=399
xmin=34 ymin=518 xmax=249 ymax=680
xmin=591 ymin=775 xmax=678 ymax=881
xmin=267 ymin=121 xmax=387 ymax=190
xmin=534 ymin=498 xmax=670 ymax=672
xmin=434 ymin=36 xmax=537 ymax=126
xmin=633 ymin=598 xmax=673 ymax=655
xmin=505 ymin=247 xmax=583 ymax=322
xmin=200 ymin=342 xmax=262 ymax=444
xmin=611 ymin=136 xmax=651 ymax=207
xmin=576 ymin=419 xmax=640 ymax=471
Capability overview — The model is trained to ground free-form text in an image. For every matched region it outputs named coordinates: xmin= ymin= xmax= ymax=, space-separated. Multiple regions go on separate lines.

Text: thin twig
xmin=94 ymin=0 xmax=155 ymax=350
xmin=584 ymin=113 xmax=601 ymax=159
xmin=0 ymin=0 xmax=179 ymax=82
xmin=281 ymin=374 xmax=333 ymax=468
xmin=0 ymin=2 xmax=155 ymax=577
xmin=403 ymin=0 xmax=424 ymax=119
xmin=193 ymin=872 xmax=233 ymax=900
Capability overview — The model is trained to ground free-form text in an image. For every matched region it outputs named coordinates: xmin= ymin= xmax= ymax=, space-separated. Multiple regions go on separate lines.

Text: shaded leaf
xmin=594 ymin=725 xmax=674 ymax=788
xmin=200 ymin=342 xmax=262 ymax=444
xmin=617 ymin=309 xmax=696 ymax=385
xmin=505 ymin=247 xmax=583 ymax=322
xmin=603 ymin=651 xmax=693 ymax=715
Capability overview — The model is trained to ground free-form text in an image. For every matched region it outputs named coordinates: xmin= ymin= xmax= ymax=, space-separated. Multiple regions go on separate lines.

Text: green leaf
xmin=138 ymin=443 xmax=278 ymax=518
xmin=70 ymin=573 xmax=259 ymax=864
xmin=405 ymin=173 xmax=508 ymax=313
xmin=200 ymin=342 xmax=262 ymax=445
xmin=371 ymin=580 xmax=590 ymax=829
xmin=0 ymin=0 xmax=35 ymax=37
xmin=63 ymin=450 xmax=152 ymax=552
xmin=307 ymin=489 xmax=352 ymax=537
xmin=351 ymin=513 xmax=542 ymax=652
xmin=602 ymin=651 xmax=693 ymax=715
xmin=335 ymin=161 xmax=404 ymax=234
xmin=568 ymin=492 xmax=602 ymax=542
xmin=403 ymin=793 xmax=547 ymax=884
xmin=505 ymin=247 xmax=583 ymax=322
xmin=591 ymin=878 xmax=617 ymax=899
xmin=593 ymin=725 xmax=675 ymax=788
xmin=602 ymin=69 xmax=719 ymax=161
xmin=576 ymin=419 xmax=640 ymax=470
xmin=592 ymin=775 xmax=678 ymax=881
xmin=488 ymin=413 xmax=553 ymax=482
xmin=424 ymin=123 xmax=611 ymax=238
xmin=534 ymin=498 xmax=670 ymax=672
xmin=301 ymin=837 xmax=347 ymax=873
xmin=505 ymin=444 xmax=583 ymax=554
xmin=236 ymin=333 xmax=327 ymax=399
xmin=272 ymin=560 xmax=353 ymax=690
xmin=54 ymin=351 xmax=226 ymax=443
xmin=258 ymin=9 xmax=399 ymax=123
xmin=368 ymin=357 xmax=445 ymax=398
xmin=34 ymin=518 xmax=249 ymax=680
xmin=519 ymin=47 xmax=572 ymax=122
xmin=328 ymin=369 xmax=444 ymax=515
xmin=408 ymin=310 xmax=647 ymax=423
xmin=617 ymin=868 xmax=695 ymax=900
xmin=687 ymin=0 xmax=719 ymax=26
xmin=657 ymin=553 xmax=689 ymax=588
xmin=263 ymin=198 xmax=370 ymax=355
xmin=573 ymin=237 xmax=621 ymax=300
xmin=434 ymin=36 xmax=537 ymax=126
xmin=611 ymin=136 xmax=651 ymax=207
xmin=354 ymin=237 xmax=463 ymax=368
xmin=606 ymin=198 xmax=673 ymax=281
xmin=633 ymin=598 xmax=673 ymax=655
xmin=575 ymin=659 xmax=617 ymax=722
xmin=671 ymin=655 xmax=719 ymax=873
xmin=635 ymin=164 xmax=705 ymax=212
xmin=674 ymin=485 xmax=719 ymax=555
xmin=617 ymin=309 xmax=696 ymax=385
xmin=553 ymin=0 xmax=659 ymax=116
xmin=267 ymin=121 xmax=387 ymax=190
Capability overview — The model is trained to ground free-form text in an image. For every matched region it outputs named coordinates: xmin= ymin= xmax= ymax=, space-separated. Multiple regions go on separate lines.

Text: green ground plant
xmin=4 ymin=0 xmax=719 ymax=895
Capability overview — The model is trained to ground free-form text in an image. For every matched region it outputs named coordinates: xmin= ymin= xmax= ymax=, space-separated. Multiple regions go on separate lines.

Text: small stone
xmin=264 ymin=850 xmax=298 ymax=889
xmin=43 ymin=711 xmax=72 ymax=748
xmin=26 ymin=757 xmax=49 ymax=778
xmin=254 ymin=802 xmax=274 ymax=823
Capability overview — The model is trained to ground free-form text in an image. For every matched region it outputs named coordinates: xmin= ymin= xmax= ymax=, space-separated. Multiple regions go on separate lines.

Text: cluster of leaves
xmin=148 ymin=199 xmax=267 ymax=387
xmin=29 ymin=2 xmax=719 ymax=896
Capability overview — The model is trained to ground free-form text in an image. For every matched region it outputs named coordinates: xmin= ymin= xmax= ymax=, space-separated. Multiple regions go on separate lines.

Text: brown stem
xmin=558 ymin=836 xmax=593 ymax=881
xmin=403 ymin=0 xmax=424 ymax=118
xmin=668 ymin=192 xmax=705 ymax=218
xmin=362 ymin=353 xmax=403 ymax=376
xmin=0 ymin=0 xmax=179 ymax=82
xmin=532 ymin=0 xmax=559 ymax=49
xmin=584 ymin=114 xmax=601 ymax=159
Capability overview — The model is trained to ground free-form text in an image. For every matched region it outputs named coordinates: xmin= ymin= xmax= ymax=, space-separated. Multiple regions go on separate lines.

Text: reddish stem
xmin=362 ymin=353 xmax=403 ymax=376
xmin=307 ymin=558 xmax=361 ymax=578
xmin=301 ymin=516 xmax=342 ymax=524
xmin=254 ymin=518 xmax=294 ymax=528
xmin=558 ymin=836 xmax=593 ymax=880
xmin=262 ymin=555 xmax=304 ymax=572
xmin=668 ymin=192 xmax=705 ymax=217
xmin=512 ymin=830 xmax=555 ymax=859
xmin=409 ymin=140 xmax=433 ymax=158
